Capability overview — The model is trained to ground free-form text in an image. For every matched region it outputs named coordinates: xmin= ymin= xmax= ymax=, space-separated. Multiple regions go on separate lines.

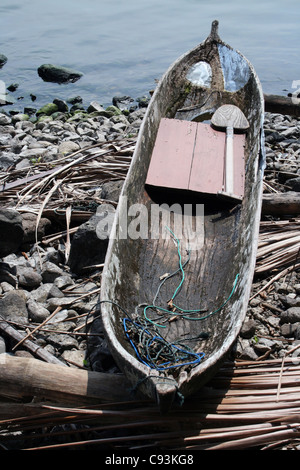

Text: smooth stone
xmin=67 ymin=96 xmax=83 ymax=105
xmin=54 ymin=275 xmax=75 ymax=289
xmin=53 ymin=98 xmax=68 ymax=112
xmin=0 ymin=281 xmax=15 ymax=293
xmin=19 ymin=148 xmax=48 ymax=159
xmin=87 ymin=101 xmax=105 ymax=113
xmin=0 ymin=262 xmax=17 ymax=286
xmin=281 ymin=322 xmax=300 ymax=338
xmin=238 ymin=345 xmax=259 ymax=361
xmin=36 ymin=103 xmax=59 ymax=116
xmin=15 ymin=158 xmax=31 ymax=171
xmin=136 ymin=95 xmax=150 ymax=108
xmin=279 ymin=295 xmax=300 ymax=308
xmin=45 ymin=296 xmax=78 ymax=312
xmin=24 ymin=107 xmax=37 ymax=116
xmin=58 ymin=141 xmax=80 ymax=155
xmin=61 ymin=349 xmax=85 ymax=367
xmin=27 ymin=299 xmax=50 ymax=322
xmin=11 ymin=114 xmax=29 ymax=123
xmin=0 ymin=290 xmax=28 ymax=324
xmin=38 ymin=64 xmax=83 ymax=84
xmin=240 ymin=319 xmax=256 ymax=339
xmin=253 ymin=337 xmax=279 ymax=354
xmin=280 ymin=307 xmax=300 ymax=324
xmin=0 ymin=133 xmax=12 ymax=146
xmin=7 ymin=83 xmax=19 ymax=92
xmin=16 ymin=265 xmax=43 ymax=289
xmin=41 ymin=261 xmax=64 ymax=283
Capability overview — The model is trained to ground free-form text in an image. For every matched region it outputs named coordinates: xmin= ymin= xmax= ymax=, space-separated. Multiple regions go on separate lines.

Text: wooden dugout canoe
xmin=100 ymin=21 xmax=265 ymax=411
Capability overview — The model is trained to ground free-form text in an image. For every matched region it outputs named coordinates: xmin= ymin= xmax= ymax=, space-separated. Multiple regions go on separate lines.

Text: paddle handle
xmin=225 ymin=126 xmax=234 ymax=194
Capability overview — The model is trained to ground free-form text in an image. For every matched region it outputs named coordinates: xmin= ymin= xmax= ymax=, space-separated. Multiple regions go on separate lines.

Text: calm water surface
xmin=0 ymin=0 xmax=300 ymax=111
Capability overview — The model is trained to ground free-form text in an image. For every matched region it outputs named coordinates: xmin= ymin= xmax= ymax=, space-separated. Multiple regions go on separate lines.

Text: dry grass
xmin=256 ymin=219 xmax=300 ymax=275
xmin=0 ymin=140 xmax=135 ymax=217
xmin=0 ymin=356 xmax=299 ymax=450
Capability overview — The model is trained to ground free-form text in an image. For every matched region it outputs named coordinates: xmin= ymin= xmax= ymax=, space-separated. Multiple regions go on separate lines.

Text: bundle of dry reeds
xmin=0 ymin=140 xmax=135 ymax=215
xmin=0 ymin=354 xmax=299 ymax=450
xmin=256 ymin=219 xmax=300 ymax=275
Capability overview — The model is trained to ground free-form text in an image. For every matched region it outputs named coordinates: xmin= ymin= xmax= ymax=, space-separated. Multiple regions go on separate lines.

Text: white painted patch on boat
xmin=187 ymin=61 xmax=212 ymax=87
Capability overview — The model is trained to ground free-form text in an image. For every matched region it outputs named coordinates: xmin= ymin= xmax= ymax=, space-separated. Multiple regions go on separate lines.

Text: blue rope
xmin=123 ymin=317 xmax=205 ymax=371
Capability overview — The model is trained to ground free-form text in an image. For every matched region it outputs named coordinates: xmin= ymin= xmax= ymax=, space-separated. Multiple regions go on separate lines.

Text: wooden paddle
xmin=211 ymin=104 xmax=249 ymax=200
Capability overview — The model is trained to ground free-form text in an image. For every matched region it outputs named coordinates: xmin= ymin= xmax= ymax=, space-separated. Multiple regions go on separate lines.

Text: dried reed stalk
xmin=256 ymin=220 xmax=300 ymax=274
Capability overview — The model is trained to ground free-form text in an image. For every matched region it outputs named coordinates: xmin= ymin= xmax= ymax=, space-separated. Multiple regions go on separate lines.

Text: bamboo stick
xmin=0 ymin=354 xmax=134 ymax=405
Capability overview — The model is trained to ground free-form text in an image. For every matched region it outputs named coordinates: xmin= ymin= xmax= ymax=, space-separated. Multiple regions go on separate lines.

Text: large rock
xmin=68 ymin=204 xmax=115 ymax=274
xmin=0 ymin=209 xmax=24 ymax=258
xmin=37 ymin=64 xmax=83 ymax=84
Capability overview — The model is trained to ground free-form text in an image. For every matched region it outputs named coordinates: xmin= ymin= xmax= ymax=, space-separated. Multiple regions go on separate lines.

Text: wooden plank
xmin=146 ymin=118 xmax=245 ymax=198
xmin=188 ymin=122 xmax=225 ymax=194
xmin=232 ymin=133 xmax=246 ymax=199
xmin=264 ymin=93 xmax=300 ymax=118
xmin=262 ymin=191 xmax=300 ymax=215
xmin=145 ymin=118 xmax=197 ymax=191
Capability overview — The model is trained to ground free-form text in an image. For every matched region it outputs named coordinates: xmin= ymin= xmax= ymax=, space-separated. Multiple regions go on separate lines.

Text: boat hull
xmin=100 ymin=21 xmax=265 ymax=410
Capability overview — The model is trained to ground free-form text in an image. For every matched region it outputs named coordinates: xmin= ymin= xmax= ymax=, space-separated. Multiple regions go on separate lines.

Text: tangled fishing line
xmin=97 ymin=227 xmax=239 ymax=373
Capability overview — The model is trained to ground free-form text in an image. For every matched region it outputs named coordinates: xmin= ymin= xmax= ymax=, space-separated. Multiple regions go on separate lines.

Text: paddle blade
xmin=211 ymin=104 xmax=249 ymax=130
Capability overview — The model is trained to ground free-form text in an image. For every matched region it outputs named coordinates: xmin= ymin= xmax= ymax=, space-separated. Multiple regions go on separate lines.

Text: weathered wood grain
xmin=101 ymin=20 xmax=264 ymax=410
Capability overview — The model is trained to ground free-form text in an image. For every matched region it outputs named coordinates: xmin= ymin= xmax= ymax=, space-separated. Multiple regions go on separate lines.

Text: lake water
xmin=0 ymin=0 xmax=300 ymax=112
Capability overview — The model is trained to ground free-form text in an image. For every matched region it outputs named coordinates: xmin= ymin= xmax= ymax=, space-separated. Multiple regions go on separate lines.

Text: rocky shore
xmin=0 ymin=94 xmax=147 ymax=371
xmin=0 ymin=97 xmax=300 ymax=374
